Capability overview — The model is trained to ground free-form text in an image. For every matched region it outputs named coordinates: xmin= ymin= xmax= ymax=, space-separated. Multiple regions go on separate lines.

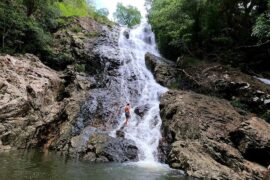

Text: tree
xmin=113 ymin=3 xmax=142 ymax=28
xmin=0 ymin=1 xmax=27 ymax=51
xmin=22 ymin=0 xmax=41 ymax=17
xmin=55 ymin=0 xmax=91 ymax=17
xmin=149 ymin=0 xmax=270 ymax=61
xmin=252 ymin=14 xmax=270 ymax=41
xmin=97 ymin=8 xmax=109 ymax=17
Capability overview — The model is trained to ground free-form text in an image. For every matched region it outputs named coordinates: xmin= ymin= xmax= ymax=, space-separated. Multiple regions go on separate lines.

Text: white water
xmin=111 ymin=20 xmax=168 ymax=166
xmin=258 ymin=77 xmax=270 ymax=86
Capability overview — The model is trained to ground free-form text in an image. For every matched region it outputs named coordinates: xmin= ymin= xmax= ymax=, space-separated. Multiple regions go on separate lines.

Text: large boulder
xmin=230 ymin=117 xmax=270 ymax=167
xmin=83 ymin=133 xmax=138 ymax=162
xmin=49 ymin=17 xmax=106 ymax=71
xmin=160 ymin=90 xmax=269 ymax=179
xmin=145 ymin=53 xmax=177 ymax=87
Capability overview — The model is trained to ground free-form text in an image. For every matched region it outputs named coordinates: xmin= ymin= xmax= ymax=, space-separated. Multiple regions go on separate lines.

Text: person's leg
xmin=124 ymin=113 xmax=128 ymax=126
xmin=125 ymin=118 xmax=128 ymax=126
xmin=124 ymin=113 xmax=129 ymax=126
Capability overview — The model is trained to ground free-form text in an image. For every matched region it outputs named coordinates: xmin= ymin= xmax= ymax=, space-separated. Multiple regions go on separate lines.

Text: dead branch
xmin=235 ymin=40 xmax=270 ymax=50
xmin=178 ymin=68 xmax=201 ymax=86
xmin=202 ymin=65 xmax=221 ymax=74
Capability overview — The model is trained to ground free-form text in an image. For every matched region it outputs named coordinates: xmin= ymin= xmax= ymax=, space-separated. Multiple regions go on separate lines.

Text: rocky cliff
xmin=0 ymin=17 xmax=138 ymax=163
xmin=160 ymin=91 xmax=269 ymax=179
xmin=146 ymin=53 xmax=270 ymax=179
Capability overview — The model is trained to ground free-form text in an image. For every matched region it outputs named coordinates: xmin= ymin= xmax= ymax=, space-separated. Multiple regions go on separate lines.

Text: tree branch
xmin=235 ymin=40 xmax=270 ymax=49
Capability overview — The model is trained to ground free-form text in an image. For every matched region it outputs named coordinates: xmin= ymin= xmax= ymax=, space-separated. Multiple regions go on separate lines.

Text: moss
xmin=168 ymin=76 xmax=181 ymax=89
xmin=92 ymin=14 xmax=114 ymax=27
xmin=230 ymin=100 xmax=248 ymax=111
xmin=70 ymin=25 xmax=83 ymax=33
xmin=75 ymin=63 xmax=86 ymax=72
xmin=56 ymin=17 xmax=74 ymax=29
xmin=262 ymin=110 xmax=270 ymax=123
xmin=85 ymin=31 xmax=100 ymax=38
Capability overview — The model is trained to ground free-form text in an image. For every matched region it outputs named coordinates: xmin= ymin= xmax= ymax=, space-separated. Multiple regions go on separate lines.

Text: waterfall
xmin=112 ymin=20 xmax=168 ymax=164
xmin=257 ymin=77 xmax=270 ymax=86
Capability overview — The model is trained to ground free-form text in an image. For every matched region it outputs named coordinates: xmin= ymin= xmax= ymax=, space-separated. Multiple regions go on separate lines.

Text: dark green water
xmin=0 ymin=150 xmax=192 ymax=180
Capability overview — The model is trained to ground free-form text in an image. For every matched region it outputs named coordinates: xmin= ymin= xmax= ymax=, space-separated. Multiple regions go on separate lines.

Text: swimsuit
xmin=125 ymin=106 xmax=130 ymax=118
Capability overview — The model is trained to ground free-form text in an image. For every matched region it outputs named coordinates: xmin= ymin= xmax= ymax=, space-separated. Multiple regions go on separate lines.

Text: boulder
xmin=160 ymin=90 xmax=269 ymax=179
xmin=145 ymin=53 xmax=177 ymax=87
xmin=83 ymin=133 xmax=138 ymax=162
xmin=123 ymin=29 xmax=130 ymax=39
xmin=230 ymin=117 xmax=270 ymax=167
xmin=134 ymin=104 xmax=150 ymax=118
xmin=116 ymin=130 xmax=125 ymax=138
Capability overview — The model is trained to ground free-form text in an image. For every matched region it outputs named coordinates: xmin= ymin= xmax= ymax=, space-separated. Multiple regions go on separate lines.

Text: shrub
xmin=230 ymin=100 xmax=248 ymax=111
xmin=75 ymin=63 xmax=86 ymax=72
xmin=262 ymin=110 xmax=270 ymax=123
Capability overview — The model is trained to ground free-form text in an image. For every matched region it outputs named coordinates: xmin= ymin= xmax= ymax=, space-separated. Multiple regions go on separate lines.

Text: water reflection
xmin=0 ymin=150 xmax=193 ymax=180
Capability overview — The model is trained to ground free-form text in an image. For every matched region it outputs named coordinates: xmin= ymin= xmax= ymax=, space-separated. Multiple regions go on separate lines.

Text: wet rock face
xmin=116 ymin=130 xmax=125 ymax=138
xmin=48 ymin=17 xmax=127 ymax=156
xmin=145 ymin=53 xmax=177 ymax=87
xmin=134 ymin=104 xmax=150 ymax=118
xmin=123 ymin=29 xmax=130 ymax=39
xmin=73 ymin=25 xmax=124 ymax=133
xmin=83 ymin=133 xmax=138 ymax=162
xmin=160 ymin=90 xmax=270 ymax=179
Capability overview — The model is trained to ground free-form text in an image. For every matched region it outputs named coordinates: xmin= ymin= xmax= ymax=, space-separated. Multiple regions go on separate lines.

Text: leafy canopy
xmin=113 ymin=3 xmax=142 ymax=28
xmin=149 ymin=0 xmax=270 ymax=61
xmin=55 ymin=0 xmax=91 ymax=17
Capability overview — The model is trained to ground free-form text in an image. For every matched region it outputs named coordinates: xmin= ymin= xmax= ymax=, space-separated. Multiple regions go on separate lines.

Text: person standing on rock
xmin=124 ymin=103 xmax=131 ymax=126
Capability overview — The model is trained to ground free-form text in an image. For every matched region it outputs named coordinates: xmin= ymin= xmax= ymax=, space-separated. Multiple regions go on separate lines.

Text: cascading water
xmin=112 ymin=20 xmax=168 ymax=164
xmin=258 ymin=77 xmax=270 ymax=86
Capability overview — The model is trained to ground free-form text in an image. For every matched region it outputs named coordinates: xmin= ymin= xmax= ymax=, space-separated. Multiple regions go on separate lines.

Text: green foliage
xmin=23 ymin=20 xmax=53 ymax=55
xmin=97 ymin=8 xmax=109 ymax=17
xmin=55 ymin=0 xmax=90 ymax=17
xmin=149 ymin=0 xmax=270 ymax=60
xmin=0 ymin=0 xmax=112 ymax=62
xmin=0 ymin=0 xmax=58 ymax=54
xmin=54 ymin=0 xmax=112 ymax=26
xmin=262 ymin=110 xmax=270 ymax=123
xmin=231 ymin=100 xmax=248 ymax=110
xmin=75 ymin=63 xmax=86 ymax=72
xmin=168 ymin=76 xmax=180 ymax=89
xmin=70 ymin=25 xmax=83 ymax=33
xmin=0 ymin=1 xmax=28 ymax=53
xmin=252 ymin=14 xmax=270 ymax=40
xmin=85 ymin=32 xmax=100 ymax=38
xmin=113 ymin=3 xmax=142 ymax=28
